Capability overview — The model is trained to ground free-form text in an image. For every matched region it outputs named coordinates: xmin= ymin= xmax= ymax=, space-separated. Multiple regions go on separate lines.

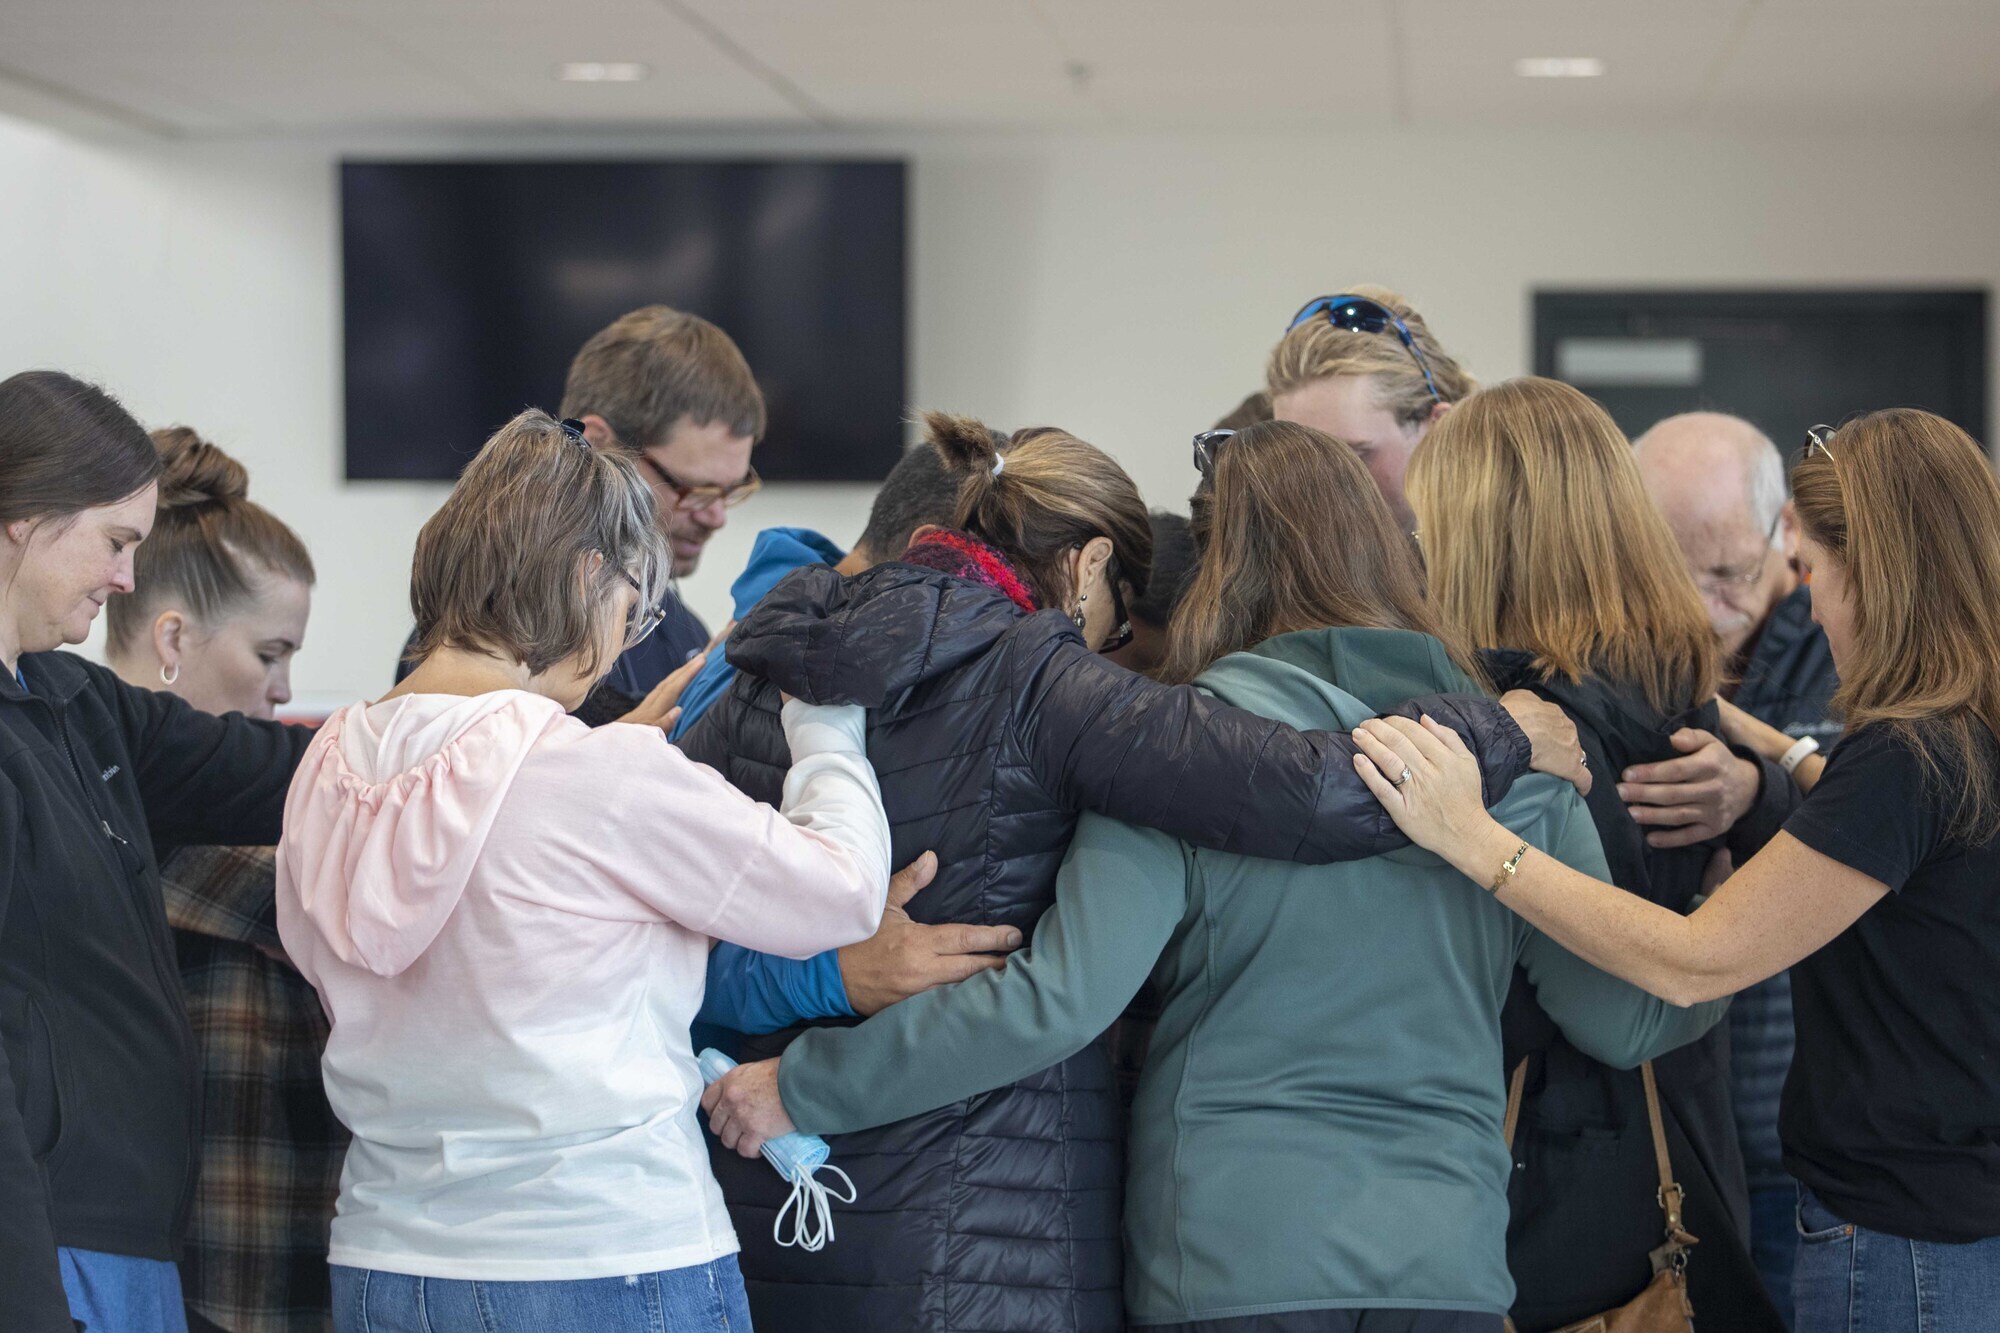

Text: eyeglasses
xmin=1286 ymin=294 xmax=1443 ymax=403
xmin=1193 ymin=428 xmax=1235 ymax=476
xmin=1103 ymin=570 xmax=1134 ymax=655
xmin=635 ymin=450 xmax=763 ymax=513
xmin=616 ymin=567 xmax=666 ymax=649
xmin=1695 ymin=506 xmax=1786 ymax=596
xmin=1805 ymin=423 xmax=1838 ymax=462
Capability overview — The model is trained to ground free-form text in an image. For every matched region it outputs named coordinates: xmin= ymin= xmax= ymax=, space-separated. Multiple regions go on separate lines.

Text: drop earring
xmin=1071 ymin=592 xmax=1087 ymax=632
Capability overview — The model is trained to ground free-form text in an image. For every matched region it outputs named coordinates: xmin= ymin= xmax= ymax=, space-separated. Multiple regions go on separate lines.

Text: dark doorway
xmin=1533 ymin=289 xmax=1988 ymax=454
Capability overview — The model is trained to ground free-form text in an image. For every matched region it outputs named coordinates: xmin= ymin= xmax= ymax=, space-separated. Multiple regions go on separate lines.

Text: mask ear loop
xmin=773 ymin=1163 xmax=858 ymax=1252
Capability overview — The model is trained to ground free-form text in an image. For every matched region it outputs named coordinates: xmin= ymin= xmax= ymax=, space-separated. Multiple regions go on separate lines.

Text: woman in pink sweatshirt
xmin=276 ymin=412 xmax=891 ymax=1333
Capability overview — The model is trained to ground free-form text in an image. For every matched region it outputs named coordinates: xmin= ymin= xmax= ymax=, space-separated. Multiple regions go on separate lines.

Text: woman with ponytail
xmin=683 ymin=411 xmax=1589 ymax=1333
xmin=0 ymin=373 xmax=313 ymax=1333
xmin=103 ymin=428 xmax=335 ymax=1333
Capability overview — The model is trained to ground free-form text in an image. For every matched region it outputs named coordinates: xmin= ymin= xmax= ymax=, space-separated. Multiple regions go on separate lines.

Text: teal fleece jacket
xmin=777 ymin=627 xmax=1728 ymax=1323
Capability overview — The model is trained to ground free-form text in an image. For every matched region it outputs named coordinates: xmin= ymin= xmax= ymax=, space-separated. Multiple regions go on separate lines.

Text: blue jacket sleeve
xmin=667 ymin=654 xmax=738 ymax=742
xmin=698 ymin=943 xmax=856 ymax=1034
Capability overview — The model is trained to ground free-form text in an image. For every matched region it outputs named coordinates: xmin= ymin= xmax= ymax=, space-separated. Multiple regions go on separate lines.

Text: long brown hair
xmin=106 ymin=428 xmax=316 ymax=656
xmin=1161 ymin=420 xmax=1474 ymax=685
xmin=1407 ymin=377 xmax=1718 ymax=713
xmin=921 ymin=411 xmax=1152 ymax=610
xmin=0 ymin=370 xmax=160 ymax=526
xmin=1794 ymin=409 xmax=2000 ymax=840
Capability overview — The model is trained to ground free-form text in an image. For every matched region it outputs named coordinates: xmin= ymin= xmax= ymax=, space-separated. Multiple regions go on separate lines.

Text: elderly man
xmin=1633 ymin=411 xmax=1840 ymax=1326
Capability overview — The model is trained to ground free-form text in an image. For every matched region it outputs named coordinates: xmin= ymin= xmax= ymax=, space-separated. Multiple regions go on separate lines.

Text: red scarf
xmin=898 ymin=529 xmax=1041 ymax=614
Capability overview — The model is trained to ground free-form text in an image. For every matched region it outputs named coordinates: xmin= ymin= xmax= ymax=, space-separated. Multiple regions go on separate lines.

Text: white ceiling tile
xmin=0 ymin=0 xmax=1989 ymax=136
xmin=1702 ymin=0 xmax=2000 ymax=129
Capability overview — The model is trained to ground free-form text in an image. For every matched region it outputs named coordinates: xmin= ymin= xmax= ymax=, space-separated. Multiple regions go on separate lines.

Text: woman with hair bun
xmin=104 ymin=427 xmax=334 ymax=1333
xmin=688 ymin=410 xmax=1589 ymax=1333
xmin=0 ymin=372 xmax=312 ymax=1333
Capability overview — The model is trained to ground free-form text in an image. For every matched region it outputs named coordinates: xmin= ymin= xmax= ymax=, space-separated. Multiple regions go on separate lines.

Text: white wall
xmin=4 ymin=113 xmax=1997 ymax=706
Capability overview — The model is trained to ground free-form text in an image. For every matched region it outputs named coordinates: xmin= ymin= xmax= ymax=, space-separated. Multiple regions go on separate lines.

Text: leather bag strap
xmin=1503 ymin=1059 xmax=1528 ymax=1149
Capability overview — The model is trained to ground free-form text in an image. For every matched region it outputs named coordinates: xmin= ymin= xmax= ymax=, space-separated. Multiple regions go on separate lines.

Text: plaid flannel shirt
xmin=162 ymin=844 xmax=346 ymax=1333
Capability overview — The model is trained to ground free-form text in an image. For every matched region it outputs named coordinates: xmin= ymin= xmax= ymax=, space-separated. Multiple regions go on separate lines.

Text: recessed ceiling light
xmin=555 ymin=62 xmax=651 ymax=83
xmin=1514 ymin=57 xmax=1605 ymax=78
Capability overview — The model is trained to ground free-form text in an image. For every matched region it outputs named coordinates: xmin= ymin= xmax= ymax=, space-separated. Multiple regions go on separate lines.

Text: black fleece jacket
xmin=0 ymin=653 xmax=309 ymax=1332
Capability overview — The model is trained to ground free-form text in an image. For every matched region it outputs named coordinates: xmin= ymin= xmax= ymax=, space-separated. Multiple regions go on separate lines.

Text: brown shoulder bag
xmin=1500 ymin=1059 xmax=1698 ymax=1333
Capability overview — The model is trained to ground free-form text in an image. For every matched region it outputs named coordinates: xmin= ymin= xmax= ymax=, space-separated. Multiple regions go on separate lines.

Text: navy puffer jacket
xmin=679 ymin=558 xmax=1534 ymax=1333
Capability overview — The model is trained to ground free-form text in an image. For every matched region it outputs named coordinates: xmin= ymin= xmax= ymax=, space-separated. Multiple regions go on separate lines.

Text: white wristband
xmin=1778 ymin=735 xmax=1821 ymax=775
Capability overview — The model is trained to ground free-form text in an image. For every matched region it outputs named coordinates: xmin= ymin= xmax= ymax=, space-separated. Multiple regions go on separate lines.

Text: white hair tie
xmin=991 ymin=454 xmax=1006 ymax=477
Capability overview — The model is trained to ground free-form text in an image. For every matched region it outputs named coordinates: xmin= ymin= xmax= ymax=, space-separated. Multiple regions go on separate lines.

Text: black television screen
xmin=340 ymin=159 xmax=907 ymax=481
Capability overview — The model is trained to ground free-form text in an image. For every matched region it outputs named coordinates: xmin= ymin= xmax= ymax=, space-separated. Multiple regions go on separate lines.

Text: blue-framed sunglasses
xmin=1286 ymin=294 xmax=1442 ymax=403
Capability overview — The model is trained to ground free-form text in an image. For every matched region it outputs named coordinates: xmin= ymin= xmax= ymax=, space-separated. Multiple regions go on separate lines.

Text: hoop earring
xmin=1071 ymin=593 xmax=1087 ymax=632
xmin=160 ymin=663 xmax=180 ymax=687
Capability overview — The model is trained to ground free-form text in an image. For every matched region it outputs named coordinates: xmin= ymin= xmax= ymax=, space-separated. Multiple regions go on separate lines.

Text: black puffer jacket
xmin=1484 ymin=651 xmax=1783 ymax=1333
xmin=1726 ymin=584 xmax=1840 ymax=1195
xmin=678 ymin=560 xmax=1534 ymax=1333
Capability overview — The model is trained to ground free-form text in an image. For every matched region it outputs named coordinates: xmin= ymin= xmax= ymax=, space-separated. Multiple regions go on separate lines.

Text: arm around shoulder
xmin=1017 ymin=642 xmax=1528 ymax=866
xmin=779 ymin=811 xmax=1185 ymax=1136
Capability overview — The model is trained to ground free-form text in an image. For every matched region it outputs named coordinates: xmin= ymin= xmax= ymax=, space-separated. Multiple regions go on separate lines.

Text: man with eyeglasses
xmin=392 ymin=306 xmax=762 ymax=699
xmin=1632 ymin=410 xmax=1841 ymax=1328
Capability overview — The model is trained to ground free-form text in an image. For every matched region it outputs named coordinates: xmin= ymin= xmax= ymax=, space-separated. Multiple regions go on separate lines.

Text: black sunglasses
xmin=1193 ymin=428 xmax=1235 ymax=476
xmin=1286 ymin=294 xmax=1443 ymax=402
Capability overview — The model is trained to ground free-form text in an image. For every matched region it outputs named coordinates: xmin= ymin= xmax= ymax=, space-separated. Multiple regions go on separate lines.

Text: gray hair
xmin=1747 ymin=427 xmax=1788 ymax=547
xmin=409 ymin=409 xmax=670 ymax=676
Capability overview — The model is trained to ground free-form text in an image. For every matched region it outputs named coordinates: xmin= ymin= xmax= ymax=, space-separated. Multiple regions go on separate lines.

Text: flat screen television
xmin=340 ymin=159 xmax=907 ymax=481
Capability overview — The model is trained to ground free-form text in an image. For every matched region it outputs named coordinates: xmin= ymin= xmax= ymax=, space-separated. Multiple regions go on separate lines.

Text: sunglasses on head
xmin=1192 ymin=428 xmax=1235 ymax=476
xmin=1805 ymin=423 xmax=1838 ymax=461
xmin=1286 ymin=294 xmax=1443 ymax=403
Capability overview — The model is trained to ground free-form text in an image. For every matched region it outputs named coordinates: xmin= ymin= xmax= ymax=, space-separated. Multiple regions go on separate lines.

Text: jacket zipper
xmin=42 ymin=693 xmax=205 ymax=1237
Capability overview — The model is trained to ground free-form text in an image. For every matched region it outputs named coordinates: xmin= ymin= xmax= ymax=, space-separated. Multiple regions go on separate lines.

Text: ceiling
xmin=1 ymin=0 xmax=1996 ymax=139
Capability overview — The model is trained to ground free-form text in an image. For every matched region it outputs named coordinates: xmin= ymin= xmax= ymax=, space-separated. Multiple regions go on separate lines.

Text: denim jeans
xmin=1794 ymin=1186 xmax=2000 ymax=1333
xmin=1749 ymin=1184 xmax=1798 ymax=1328
xmin=331 ymin=1256 xmax=752 ymax=1333
xmin=58 ymin=1247 xmax=190 ymax=1333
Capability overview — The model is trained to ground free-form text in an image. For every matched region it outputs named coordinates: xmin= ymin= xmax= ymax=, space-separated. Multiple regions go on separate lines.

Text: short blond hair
xmin=409 ymin=411 xmax=669 ymax=677
xmin=1265 ymin=285 xmax=1475 ymax=426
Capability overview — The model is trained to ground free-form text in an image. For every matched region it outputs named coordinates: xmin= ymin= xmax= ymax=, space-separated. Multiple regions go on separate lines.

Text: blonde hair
xmin=1794 ymin=410 xmax=2000 ymax=840
xmin=920 ymin=411 xmax=1152 ymax=611
xmin=1265 ymin=285 xmax=1476 ymax=426
xmin=1162 ymin=420 xmax=1477 ymax=686
xmin=409 ymin=410 xmax=669 ymax=677
xmin=106 ymin=428 xmax=315 ymax=656
xmin=1408 ymin=377 xmax=1718 ymax=714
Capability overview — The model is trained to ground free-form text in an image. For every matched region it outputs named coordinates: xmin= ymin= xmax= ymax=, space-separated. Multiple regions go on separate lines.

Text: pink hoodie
xmin=277 ymin=690 xmax=888 ymax=1281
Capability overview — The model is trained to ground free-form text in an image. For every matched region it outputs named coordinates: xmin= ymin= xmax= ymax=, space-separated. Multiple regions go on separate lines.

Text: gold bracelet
xmin=1488 ymin=842 xmax=1529 ymax=894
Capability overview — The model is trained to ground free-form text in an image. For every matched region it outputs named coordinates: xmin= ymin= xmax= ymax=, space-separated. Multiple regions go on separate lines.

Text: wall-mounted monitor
xmin=1534 ymin=288 xmax=1987 ymax=452
xmin=341 ymin=158 xmax=907 ymax=481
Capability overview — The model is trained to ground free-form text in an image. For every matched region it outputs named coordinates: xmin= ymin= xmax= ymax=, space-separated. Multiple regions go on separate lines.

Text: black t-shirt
xmin=1780 ymin=723 xmax=2000 ymax=1242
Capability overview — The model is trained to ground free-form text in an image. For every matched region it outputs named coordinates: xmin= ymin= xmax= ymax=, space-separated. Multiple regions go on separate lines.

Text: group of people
xmin=1 ymin=288 xmax=1995 ymax=1333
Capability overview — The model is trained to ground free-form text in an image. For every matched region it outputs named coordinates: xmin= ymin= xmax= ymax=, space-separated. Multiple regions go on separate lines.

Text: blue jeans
xmin=331 ymin=1256 xmax=752 ymax=1333
xmin=59 ymin=1247 xmax=189 ymax=1333
xmin=1749 ymin=1184 xmax=1798 ymax=1328
xmin=1794 ymin=1186 xmax=2000 ymax=1333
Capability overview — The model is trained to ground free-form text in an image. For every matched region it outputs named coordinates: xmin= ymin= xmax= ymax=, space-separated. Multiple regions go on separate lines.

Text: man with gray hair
xmin=1634 ymin=410 xmax=1840 ymax=1327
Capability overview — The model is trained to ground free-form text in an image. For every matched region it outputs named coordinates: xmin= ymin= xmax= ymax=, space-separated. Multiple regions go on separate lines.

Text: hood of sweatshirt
xmin=279 ymin=690 xmax=572 ymax=978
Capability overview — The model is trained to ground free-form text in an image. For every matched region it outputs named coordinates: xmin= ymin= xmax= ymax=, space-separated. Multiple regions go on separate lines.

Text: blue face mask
xmin=699 ymin=1048 xmax=857 ymax=1251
